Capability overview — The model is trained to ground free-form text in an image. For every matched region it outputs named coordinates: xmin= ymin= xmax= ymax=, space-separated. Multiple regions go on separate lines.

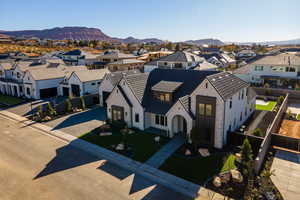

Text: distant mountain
xmin=231 ymin=38 xmax=300 ymax=46
xmin=0 ymin=26 xmax=165 ymax=44
xmin=184 ymin=38 xmax=225 ymax=46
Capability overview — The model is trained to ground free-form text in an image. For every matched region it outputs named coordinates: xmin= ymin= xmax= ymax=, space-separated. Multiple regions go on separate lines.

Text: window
xmin=26 ymin=88 xmax=30 ymax=95
xmin=160 ymin=115 xmax=165 ymax=126
xmin=164 ymin=62 xmax=168 ymax=66
xmin=91 ymin=82 xmax=95 ymax=85
xmin=165 ymin=93 xmax=170 ymax=101
xmin=199 ymin=103 xmax=205 ymax=115
xmin=229 ymin=99 xmax=232 ymax=109
xmin=206 ymin=104 xmax=212 ymax=116
xmin=241 ymin=90 xmax=244 ymax=99
xmin=135 ymin=114 xmax=139 ymax=123
xmin=97 ymin=82 xmax=101 ymax=85
xmin=155 ymin=115 xmax=160 ymax=125
xmin=159 ymin=94 xmax=165 ymax=101
xmin=254 ymin=66 xmax=264 ymax=71
xmin=240 ymin=112 xmax=242 ymax=121
xmin=286 ymin=67 xmax=296 ymax=72
xmin=205 ymin=83 xmax=208 ymax=88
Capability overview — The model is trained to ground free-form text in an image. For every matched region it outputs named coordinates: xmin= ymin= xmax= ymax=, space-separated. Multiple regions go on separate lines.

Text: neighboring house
xmin=60 ymin=49 xmax=85 ymax=65
xmin=106 ymin=59 xmax=145 ymax=72
xmin=194 ymin=61 xmax=218 ymax=71
xmin=64 ymin=68 xmax=109 ymax=97
xmin=144 ymin=51 xmax=204 ymax=72
xmin=98 ymin=69 xmax=141 ymax=106
xmin=138 ymin=51 xmax=173 ymax=62
xmin=234 ymin=53 xmax=300 ymax=89
xmin=201 ymin=53 xmax=236 ymax=68
xmin=236 ymin=49 xmax=256 ymax=59
xmin=106 ymin=69 xmax=255 ymax=149
xmin=98 ymin=50 xmax=137 ymax=63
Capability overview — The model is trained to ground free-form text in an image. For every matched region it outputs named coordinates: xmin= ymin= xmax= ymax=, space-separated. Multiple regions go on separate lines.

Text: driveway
xmin=0 ymin=115 xmax=188 ymax=200
xmin=271 ymin=150 xmax=300 ymax=200
xmin=44 ymin=107 xmax=107 ymax=137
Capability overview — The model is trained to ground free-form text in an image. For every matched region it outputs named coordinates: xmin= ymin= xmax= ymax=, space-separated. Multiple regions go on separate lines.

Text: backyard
xmin=160 ymin=152 xmax=236 ymax=185
xmin=255 ymin=99 xmax=277 ymax=111
xmin=79 ymin=126 xmax=169 ymax=163
xmin=0 ymin=95 xmax=24 ymax=107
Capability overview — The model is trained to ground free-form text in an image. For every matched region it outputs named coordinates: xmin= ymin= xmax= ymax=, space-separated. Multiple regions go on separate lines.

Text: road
xmin=0 ymin=115 xmax=189 ymax=200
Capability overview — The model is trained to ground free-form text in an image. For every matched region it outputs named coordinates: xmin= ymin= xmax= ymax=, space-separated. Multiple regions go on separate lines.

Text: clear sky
xmin=1 ymin=0 xmax=299 ymax=42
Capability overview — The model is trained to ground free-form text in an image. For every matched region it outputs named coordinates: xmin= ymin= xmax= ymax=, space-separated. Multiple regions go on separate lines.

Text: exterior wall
xmin=107 ymin=63 xmax=144 ymax=72
xmin=106 ymin=87 xmax=132 ymax=127
xmin=120 ymin=79 xmax=144 ymax=130
xmin=99 ymin=76 xmax=114 ymax=106
xmin=145 ymin=112 xmax=169 ymax=131
xmin=35 ymin=78 xmax=63 ymax=99
xmin=191 ymin=79 xmax=225 ymax=148
xmin=82 ymin=80 xmax=101 ymax=95
xmin=68 ymin=73 xmax=84 ymax=96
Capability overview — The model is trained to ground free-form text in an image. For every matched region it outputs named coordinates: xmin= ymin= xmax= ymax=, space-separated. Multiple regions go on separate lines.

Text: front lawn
xmin=0 ymin=95 xmax=24 ymax=106
xmin=160 ymin=153 xmax=236 ymax=185
xmin=297 ymin=114 xmax=300 ymax=121
xmin=256 ymin=101 xmax=277 ymax=111
xmin=79 ymin=127 xmax=169 ymax=163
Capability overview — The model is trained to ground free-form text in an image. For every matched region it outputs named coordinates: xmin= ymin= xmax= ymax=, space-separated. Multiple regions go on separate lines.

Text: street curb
xmin=0 ymin=110 xmax=222 ymax=199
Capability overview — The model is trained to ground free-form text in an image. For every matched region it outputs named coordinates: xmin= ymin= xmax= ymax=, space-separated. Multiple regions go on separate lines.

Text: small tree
xmin=79 ymin=96 xmax=86 ymax=110
xmin=45 ymin=103 xmax=56 ymax=117
xmin=65 ymin=98 xmax=72 ymax=113
xmin=240 ymin=137 xmax=254 ymax=176
xmin=36 ymin=105 xmax=43 ymax=120
xmin=120 ymin=125 xmax=130 ymax=150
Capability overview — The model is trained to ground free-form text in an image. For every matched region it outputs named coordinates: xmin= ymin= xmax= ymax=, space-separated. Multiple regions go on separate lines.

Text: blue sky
xmin=1 ymin=0 xmax=299 ymax=42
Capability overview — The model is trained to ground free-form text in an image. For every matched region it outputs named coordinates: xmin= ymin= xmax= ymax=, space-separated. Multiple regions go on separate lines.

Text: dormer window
xmin=151 ymin=81 xmax=182 ymax=103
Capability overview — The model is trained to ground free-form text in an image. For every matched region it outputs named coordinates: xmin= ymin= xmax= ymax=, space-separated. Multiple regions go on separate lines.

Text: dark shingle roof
xmin=63 ymin=49 xmax=81 ymax=56
xmin=108 ymin=69 xmax=141 ymax=86
xmin=207 ymin=72 xmax=249 ymax=100
xmin=141 ymin=69 xmax=219 ymax=114
xmin=117 ymin=85 xmax=132 ymax=107
xmin=124 ymin=73 xmax=149 ymax=103
xmin=151 ymin=81 xmax=183 ymax=93
xmin=154 ymin=51 xmax=200 ymax=63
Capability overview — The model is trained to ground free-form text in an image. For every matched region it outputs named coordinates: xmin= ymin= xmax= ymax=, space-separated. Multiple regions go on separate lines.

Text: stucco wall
xmin=99 ymin=75 xmax=114 ymax=106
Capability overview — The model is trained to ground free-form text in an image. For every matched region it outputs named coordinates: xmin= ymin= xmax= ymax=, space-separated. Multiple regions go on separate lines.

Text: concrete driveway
xmin=271 ymin=150 xmax=300 ymax=200
xmin=44 ymin=107 xmax=107 ymax=137
xmin=0 ymin=115 xmax=188 ymax=200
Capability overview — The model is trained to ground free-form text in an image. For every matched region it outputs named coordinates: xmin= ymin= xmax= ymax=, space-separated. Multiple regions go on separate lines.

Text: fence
xmin=252 ymin=87 xmax=300 ymax=99
xmin=55 ymin=94 xmax=99 ymax=114
xmin=272 ymin=133 xmax=300 ymax=152
xmin=254 ymin=93 xmax=289 ymax=173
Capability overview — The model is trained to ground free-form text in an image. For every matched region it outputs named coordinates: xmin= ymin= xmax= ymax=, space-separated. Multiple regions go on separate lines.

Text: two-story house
xmin=105 ymin=69 xmax=256 ymax=149
xmin=234 ymin=53 xmax=300 ymax=89
xmin=144 ymin=51 xmax=204 ymax=72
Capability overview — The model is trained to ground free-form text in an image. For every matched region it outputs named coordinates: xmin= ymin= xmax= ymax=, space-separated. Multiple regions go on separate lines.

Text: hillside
xmin=184 ymin=38 xmax=225 ymax=46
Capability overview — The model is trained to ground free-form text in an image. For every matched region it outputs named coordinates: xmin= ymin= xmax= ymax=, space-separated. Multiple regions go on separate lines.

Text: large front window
xmin=155 ymin=114 xmax=167 ymax=126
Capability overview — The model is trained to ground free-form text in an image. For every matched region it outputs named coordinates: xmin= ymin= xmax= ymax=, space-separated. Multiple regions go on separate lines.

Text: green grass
xmin=0 ymin=95 xmax=24 ymax=106
xmin=79 ymin=128 xmax=169 ymax=163
xmin=297 ymin=114 xmax=300 ymax=121
xmin=160 ymin=153 xmax=236 ymax=185
xmin=256 ymin=101 xmax=277 ymax=111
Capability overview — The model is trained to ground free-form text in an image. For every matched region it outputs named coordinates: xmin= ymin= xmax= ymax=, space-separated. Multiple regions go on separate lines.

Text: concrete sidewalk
xmin=145 ymin=136 xmax=184 ymax=168
xmin=0 ymin=110 xmax=229 ymax=200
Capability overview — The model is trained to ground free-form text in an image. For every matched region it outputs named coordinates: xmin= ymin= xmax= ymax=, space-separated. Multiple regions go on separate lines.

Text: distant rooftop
xmin=250 ymin=53 xmax=300 ymax=66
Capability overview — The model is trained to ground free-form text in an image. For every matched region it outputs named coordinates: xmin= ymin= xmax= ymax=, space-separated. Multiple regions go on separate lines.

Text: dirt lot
xmin=279 ymin=120 xmax=300 ymax=139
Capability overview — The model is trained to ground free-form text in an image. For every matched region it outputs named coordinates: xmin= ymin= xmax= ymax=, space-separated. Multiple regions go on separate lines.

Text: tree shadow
xmin=51 ymin=107 xmax=107 ymax=130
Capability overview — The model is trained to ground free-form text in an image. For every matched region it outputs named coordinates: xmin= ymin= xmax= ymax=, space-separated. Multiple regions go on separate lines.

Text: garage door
xmin=40 ymin=87 xmax=58 ymax=99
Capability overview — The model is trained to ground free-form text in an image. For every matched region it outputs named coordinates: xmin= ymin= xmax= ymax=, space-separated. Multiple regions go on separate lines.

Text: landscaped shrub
xmin=252 ymin=128 xmax=264 ymax=137
xmin=79 ymin=96 xmax=86 ymax=110
xmin=37 ymin=105 xmax=43 ymax=117
xmin=65 ymin=98 xmax=72 ymax=113
xmin=277 ymin=96 xmax=285 ymax=105
xmin=45 ymin=103 xmax=56 ymax=117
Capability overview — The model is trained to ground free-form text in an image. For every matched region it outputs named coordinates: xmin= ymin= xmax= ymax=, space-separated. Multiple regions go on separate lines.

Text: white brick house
xmin=106 ymin=69 xmax=256 ymax=149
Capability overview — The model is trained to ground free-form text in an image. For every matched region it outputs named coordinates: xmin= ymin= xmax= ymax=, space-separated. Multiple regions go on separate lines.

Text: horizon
xmin=1 ymin=0 xmax=299 ymax=43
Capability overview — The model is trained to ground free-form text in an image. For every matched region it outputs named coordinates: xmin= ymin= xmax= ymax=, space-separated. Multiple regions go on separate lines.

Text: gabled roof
xmin=156 ymin=51 xmax=201 ymax=63
xmin=72 ymin=68 xmax=109 ymax=82
xmin=63 ymin=49 xmax=81 ymax=56
xmin=0 ymin=62 xmax=14 ymax=70
xmin=207 ymin=72 xmax=249 ymax=100
xmin=124 ymin=73 xmax=149 ymax=103
xmin=107 ymin=69 xmax=141 ymax=86
xmin=28 ymin=67 xmax=65 ymax=81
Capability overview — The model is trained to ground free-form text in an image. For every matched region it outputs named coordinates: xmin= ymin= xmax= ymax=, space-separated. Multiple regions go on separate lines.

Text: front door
xmin=71 ymin=84 xmax=80 ymax=97
xmin=111 ymin=106 xmax=124 ymax=121
xmin=62 ymin=87 xmax=69 ymax=97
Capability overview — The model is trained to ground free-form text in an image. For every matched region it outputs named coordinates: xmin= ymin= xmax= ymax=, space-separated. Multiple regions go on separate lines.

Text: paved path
xmin=271 ymin=150 xmax=300 ymax=200
xmin=0 ymin=114 xmax=189 ymax=200
xmin=145 ymin=136 xmax=185 ymax=168
xmin=246 ymin=110 xmax=268 ymax=133
xmin=44 ymin=107 xmax=106 ymax=137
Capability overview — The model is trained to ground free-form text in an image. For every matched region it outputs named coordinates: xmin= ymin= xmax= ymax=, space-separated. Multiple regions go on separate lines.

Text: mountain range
xmin=183 ymin=39 xmax=225 ymax=46
xmin=0 ymin=27 xmax=166 ymax=44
